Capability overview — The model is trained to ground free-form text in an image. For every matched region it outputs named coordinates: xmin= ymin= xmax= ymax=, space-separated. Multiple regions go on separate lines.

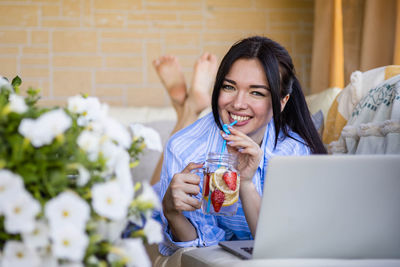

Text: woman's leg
xmin=150 ymin=53 xmax=217 ymax=185
xmin=152 ymin=55 xmax=187 ymax=120
xmin=187 ymin=52 xmax=218 ymax=115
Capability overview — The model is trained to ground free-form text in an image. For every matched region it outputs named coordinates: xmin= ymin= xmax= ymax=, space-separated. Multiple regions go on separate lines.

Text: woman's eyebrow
xmin=224 ymin=78 xmax=236 ymax=84
xmin=224 ymin=78 xmax=269 ymax=90
xmin=250 ymin=85 xmax=269 ymax=90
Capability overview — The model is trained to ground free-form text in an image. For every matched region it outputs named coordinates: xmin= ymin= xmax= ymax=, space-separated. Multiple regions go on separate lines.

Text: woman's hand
xmin=222 ymin=126 xmax=263 ymax=185
xmin=162 ymin=162 xmax=203 ymax=219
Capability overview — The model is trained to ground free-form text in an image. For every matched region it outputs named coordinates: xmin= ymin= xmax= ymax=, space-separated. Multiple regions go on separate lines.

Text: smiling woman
xmin=212 ymin=36 xmax=326 ymax=154
xmin=155 ymin=36 xmax=326 ymax=256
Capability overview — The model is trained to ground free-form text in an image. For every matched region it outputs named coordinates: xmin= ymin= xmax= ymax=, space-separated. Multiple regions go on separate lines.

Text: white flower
xmin=121 ymin=238 xmax=151 ymax=267
xmin=0 ymin=76 xmax=13 ymax=92
xmin=39 ymin=249 xmax=58 ymax=267
xmin=67 ymin=95 xmax=87 ymax=114
xmin=143 ymin=218 xmax=163 ymax=244
xmin=22 ymin=220 xmax=49 ymax=249
xmin=102 ymin=116 xmax=132 ymax=149
xmin=114 ymin=150 xmax=134 ymax=200
xmin=77 ymin=130 xmax=101 ymax=161
xmin=101 ymin=141 xmax=135 ymax=200
xmin=50 ymin=225 xmax=89 ymax=262
xmin=3 ymin=190 xmax=41 ymax=234
xmin=9 ymin=94 xmax=28 ymax=113
xmin=130 ymin=123 xmax=162 ymax=152
xmin=18 ymin=109 xmax=72 ymax=147
xmin=96 ymin=218 xmax=128 ymax=242
xmin=100 ymin=140 xmax=123 ymax=174
xmin=45 ymin=191 xmax=90 ymax=231
xmin=91 ymin=181 xmax=131 ymax=221
xmin=138 ymin=182 xmax=161 ymax=211
xmin=0 ymin=169 xmax=24 ymax=214
xmin=2 ymin=241 xmax=41 ymax=267
xmin=77 ymin=165 xmax=90 ymax=186
xmin=68 ymin=95 xmax=108 ymax=126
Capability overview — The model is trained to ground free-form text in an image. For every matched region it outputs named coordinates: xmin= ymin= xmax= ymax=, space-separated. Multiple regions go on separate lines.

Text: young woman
xmin=157 ymin=36 xmax=326 ymax=256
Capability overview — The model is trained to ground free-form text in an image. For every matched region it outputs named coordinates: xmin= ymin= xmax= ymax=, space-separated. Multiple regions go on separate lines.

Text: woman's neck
xmin=249 ymin=126 xmax=267 ymax=147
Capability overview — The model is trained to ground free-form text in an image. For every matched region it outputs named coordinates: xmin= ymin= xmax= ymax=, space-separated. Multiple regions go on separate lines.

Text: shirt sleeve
xmin=157 ymin=139 xmax=227 ymax=256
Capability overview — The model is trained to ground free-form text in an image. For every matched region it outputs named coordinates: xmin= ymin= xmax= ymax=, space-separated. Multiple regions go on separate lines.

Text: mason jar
xmin=200 ymin=152 xmax=240 ymax=216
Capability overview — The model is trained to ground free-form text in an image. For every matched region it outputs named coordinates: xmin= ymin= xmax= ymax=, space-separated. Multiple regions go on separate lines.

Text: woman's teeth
xmin=231 ymin=114 xmax=250 ymax=122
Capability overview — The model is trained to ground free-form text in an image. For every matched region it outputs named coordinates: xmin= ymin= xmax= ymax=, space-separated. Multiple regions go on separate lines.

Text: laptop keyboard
xmin=241 ymin=246 xmax=253 ymax=254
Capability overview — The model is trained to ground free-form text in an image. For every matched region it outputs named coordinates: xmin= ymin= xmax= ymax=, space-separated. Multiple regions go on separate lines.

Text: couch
xmin=108 ymin=66 xmax=400 ymax=267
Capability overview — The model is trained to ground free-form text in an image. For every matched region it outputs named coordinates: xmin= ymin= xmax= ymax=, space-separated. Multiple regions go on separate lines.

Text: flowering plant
xmin=0 ymin=76 xmax=163 ymax=267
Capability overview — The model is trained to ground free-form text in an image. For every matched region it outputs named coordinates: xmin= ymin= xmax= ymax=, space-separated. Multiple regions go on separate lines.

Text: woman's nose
xmin=232 ymin=92 xmax=247 ymax=110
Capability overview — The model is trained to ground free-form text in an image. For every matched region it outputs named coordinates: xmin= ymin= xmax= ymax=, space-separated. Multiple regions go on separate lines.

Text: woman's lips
xmin=229 ymin=112 xmax=251 ymax=126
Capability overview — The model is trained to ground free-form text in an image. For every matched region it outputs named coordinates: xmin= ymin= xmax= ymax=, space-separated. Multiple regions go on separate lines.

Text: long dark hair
xmin=211 ymin=36 xmax=326 ymax=154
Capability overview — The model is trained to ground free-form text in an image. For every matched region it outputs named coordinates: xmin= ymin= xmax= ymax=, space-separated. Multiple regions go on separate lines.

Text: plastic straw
xmin=206 ymin=120 xmax=237 ymax=213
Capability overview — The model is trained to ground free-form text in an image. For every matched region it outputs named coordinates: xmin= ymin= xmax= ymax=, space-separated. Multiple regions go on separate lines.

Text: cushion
xmin=322 ymin=65 xmax=400 ymax=145
xmin=329 ymin=74 xmax=400 ymax=154
xmin=306 ymin=87 xmax=341 ymax=119
xmin=108 ymin=106 xmax=177 ymax=125
xmin=311 ymin=110 xmax=324 ymax=136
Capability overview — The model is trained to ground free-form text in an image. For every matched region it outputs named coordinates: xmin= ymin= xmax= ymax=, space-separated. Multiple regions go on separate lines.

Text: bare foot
xmin=188 ymin=52 xmax=218 ymax=114
xmin=153 ymin=56 xmax=187 ymax=109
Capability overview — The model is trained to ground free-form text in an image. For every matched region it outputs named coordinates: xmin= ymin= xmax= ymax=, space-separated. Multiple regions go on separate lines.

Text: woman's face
xmin=218 ymin=58 xmax=273 ymax=143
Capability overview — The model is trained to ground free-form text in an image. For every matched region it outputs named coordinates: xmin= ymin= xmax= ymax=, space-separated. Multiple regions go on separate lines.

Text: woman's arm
xmin=239 ymin=181 xmax=261 ymax=236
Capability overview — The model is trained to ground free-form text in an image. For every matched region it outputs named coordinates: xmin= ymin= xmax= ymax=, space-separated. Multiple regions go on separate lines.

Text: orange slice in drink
xmin=223 ymin=190 xmax=239 ymax=206
xmin=212 ymin=168 xmax=239 ymax=194
xmin=210 ymin=167 xmax=239 ymax=207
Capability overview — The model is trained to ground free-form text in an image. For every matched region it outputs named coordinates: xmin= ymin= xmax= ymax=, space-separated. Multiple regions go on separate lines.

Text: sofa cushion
xmin=329 ymin=74 xmax=400 ymax=154
xmin=323 ymin=65 xmax=400 ymax=145
xmin=306 ymin=87 xmax=341 ymax=119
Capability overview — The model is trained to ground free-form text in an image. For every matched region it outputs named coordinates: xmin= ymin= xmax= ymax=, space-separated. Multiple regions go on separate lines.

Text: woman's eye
xmin=250 ymin=91 xmax=265 ymax=97
xmin=222 ymin=84 xmax=235 ymax=91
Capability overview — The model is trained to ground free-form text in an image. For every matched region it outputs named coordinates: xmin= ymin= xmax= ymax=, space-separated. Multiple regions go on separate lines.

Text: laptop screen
xmin=253 ymin=155 xmax=400 ymax=259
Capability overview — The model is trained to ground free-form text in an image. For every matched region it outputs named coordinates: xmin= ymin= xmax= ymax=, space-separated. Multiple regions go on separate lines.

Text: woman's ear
xmin=280 ymin=94 xmax=290 ymax=112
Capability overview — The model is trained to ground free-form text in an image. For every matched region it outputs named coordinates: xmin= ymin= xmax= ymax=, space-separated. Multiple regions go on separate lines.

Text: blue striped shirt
xmin=155 ymin=112 xmax=310 ymax=256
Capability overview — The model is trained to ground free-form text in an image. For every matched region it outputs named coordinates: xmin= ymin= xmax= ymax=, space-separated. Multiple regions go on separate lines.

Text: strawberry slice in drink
xmin=211 ymin=189 xmax=225 ymax=212
xmin=222 ymin=171 xmax=237 ymax=191
xmin=203 ymin=173 xmax=210 ymax=197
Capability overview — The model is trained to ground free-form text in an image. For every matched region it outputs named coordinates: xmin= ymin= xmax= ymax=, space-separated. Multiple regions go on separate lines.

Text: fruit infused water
xmin=202 ymin=153 xmax=239 ymax=216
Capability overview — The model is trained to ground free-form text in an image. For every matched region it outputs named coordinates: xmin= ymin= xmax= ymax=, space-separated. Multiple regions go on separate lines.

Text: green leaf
xmin=11 ymin=76 xmax=22 ymax=87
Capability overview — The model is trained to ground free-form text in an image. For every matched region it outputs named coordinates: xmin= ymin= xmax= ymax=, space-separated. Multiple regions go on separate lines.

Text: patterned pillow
xmin=322 ymin=65 xmax=400 ymax=145
xmin=329 ymin=74 xmax=400 ymax=154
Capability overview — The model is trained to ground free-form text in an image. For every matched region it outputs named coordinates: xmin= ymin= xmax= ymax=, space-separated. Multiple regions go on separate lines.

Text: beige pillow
xmin=306 ymin=87 xmax=342 ymax=119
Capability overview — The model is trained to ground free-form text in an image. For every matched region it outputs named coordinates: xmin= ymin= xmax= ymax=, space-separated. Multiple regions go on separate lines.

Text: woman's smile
xmin=229 ymin=112 xmax=251 ymax=125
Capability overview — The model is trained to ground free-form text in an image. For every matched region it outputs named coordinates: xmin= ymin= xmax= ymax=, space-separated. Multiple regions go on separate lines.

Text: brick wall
xmin=0 ymin=0 xmax=314 ymax=107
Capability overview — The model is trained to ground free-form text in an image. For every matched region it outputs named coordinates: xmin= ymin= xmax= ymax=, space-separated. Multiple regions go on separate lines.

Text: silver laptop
xmin=219 ymin=155 xmax=400 ymax=259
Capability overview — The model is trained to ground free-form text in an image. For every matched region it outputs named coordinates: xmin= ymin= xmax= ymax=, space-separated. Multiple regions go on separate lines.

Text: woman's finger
xmin=235 ymin=146 xmax=260 ymax=155
xmin=227 ymin=139 xmax=257 ymax=150
xmin=182 ymin=183 xmax=201 ymax=195
xmin=182 ymin=173 xmax=201 ymax=185
xmin=173 ymin=190 xmax=201 ymax=211
xmin=174 ymin=200 xmax=200 ymax=212
xmin=181 ymin=162 xmax=204 ymax=173
xmin=183 ymin=195 xmax=202 ymax=209
xmin=221 ymin=129 xmax=254 ymax=144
